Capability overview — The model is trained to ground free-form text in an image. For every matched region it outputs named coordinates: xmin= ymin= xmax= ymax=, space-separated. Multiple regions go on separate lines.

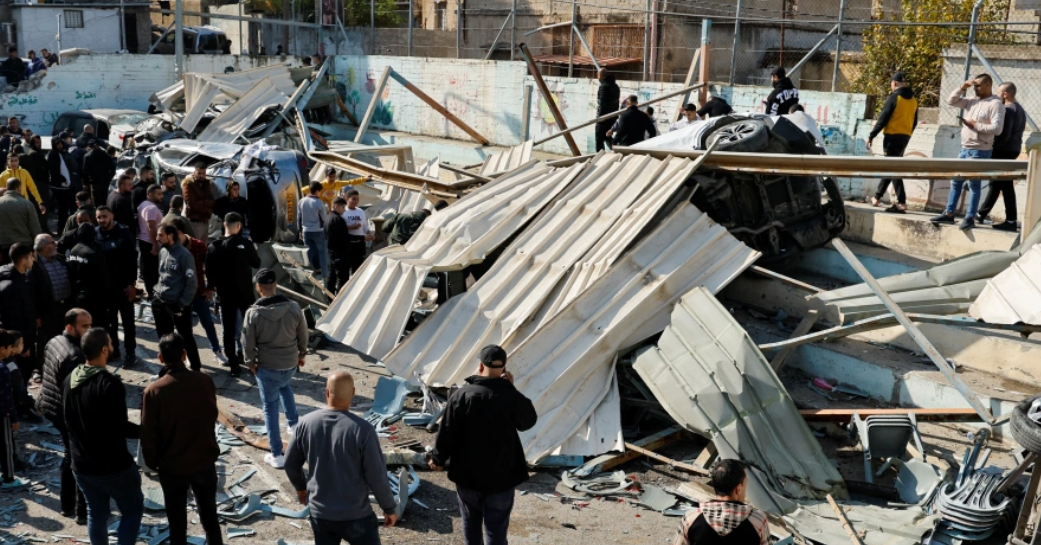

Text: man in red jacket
xmin=140 ymin=333 xmax=222 ymax=545
xmin=181 ymin=163 xmax=214 ymax=242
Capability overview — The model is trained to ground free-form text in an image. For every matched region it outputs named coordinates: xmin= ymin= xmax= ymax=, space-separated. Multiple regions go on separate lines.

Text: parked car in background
xmin=50 ymin=109 xmax=151 ymax=149
xmin=151 ymin=25 xmax=230 ymax=55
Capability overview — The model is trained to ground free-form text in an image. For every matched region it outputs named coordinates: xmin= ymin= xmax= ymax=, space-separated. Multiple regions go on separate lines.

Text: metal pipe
xmin=571 ymin=24 xmax=600 ymax=71
xmin=174 ymin=0 xmax=183 ymax=77
xmin=787 ymin=24 xmax=838 ymax=78
xmin=238 ymin=0 xmax=243 ymax=54
xmin=532 ymin=82 xmax=704 ymax=146
xmin=518 ymin=43 xmax=581 ymax=156
xmin=147 ymin=25 xmax=172 ymax=55
xmin=568 ymin=0 xmax=576 ymax=77
xmin=153 ymin=9 xmax=326 ymax=29
xmin=510 ymin=0 xmax=517 ymax=60
xmin=523 ymin=20 xmax=572 ymax=36
xmin=276 ymin=285 xmax=329 ymax=310
xmin=456 ymin=0 xmax=462 ymax=58
xmin=971 ymin=43 xmax=1040 ymax=131
xmin=643 ymin=0 xmax=650 ymax=80
xmin=119 ymin=0 xmax=126 ymax=52
xmin=963 ymin=0 xmax=986 ymax=84
xmin=371 ymin=0 xmax=376 ymax=55
xmin=484 ymin=11 xmax=513 ymax=61
xmin=699 ymin=19 xmax=710 ymax=105
xmin=521 ymin=85 xmax=532 ymax=141
xmin=408 ymin=0 xmax=413 ymax=56
xmin=728 ymin=0 xmax=742 ymax=85
xmin=55 ymin=14 xmax=61 ymax=60
xmin=831 ymin=0 xmax=846 ymax=92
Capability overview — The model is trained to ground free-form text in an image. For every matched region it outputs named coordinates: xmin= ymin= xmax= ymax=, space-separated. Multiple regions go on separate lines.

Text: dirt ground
xmin=0 ymin=302 xmax=1022 ymax=545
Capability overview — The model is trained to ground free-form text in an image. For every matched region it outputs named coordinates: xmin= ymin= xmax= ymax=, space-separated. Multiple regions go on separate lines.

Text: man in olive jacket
xmin=428 ymin=345 xmax=537 ymax=545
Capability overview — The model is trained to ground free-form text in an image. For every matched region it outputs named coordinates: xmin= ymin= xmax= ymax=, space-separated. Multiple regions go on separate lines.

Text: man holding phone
xmin=429 ymin=345 xmax=537 ymax=545
xmin=932 ymin=74 xmax=1005 ymax=230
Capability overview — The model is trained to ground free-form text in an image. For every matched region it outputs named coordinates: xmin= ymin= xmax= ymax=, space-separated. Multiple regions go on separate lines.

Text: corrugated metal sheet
xmin=197 ymin=77 xmax=291 ymax=144
xmin=156 ymin=65 xmax=298 ymax=133
xmin=315 ymin=161 xmax=586 ymax=359
xmin=970 ymin=244 xmax=1041 ymax=324
xmin=510 ymin=203 xmax=759 ymax=461
xmin=782 ymin=501 xmax=938 ymax=545
xmin=551 ymin=370 xmax=624 ymax=456
xmin=633 ymin=287 xmax=847 ymax=512
xmin=383 ymin=153 xmax=699 ymax=388
xmin=478 ymin=141 xmax=534 ymax=177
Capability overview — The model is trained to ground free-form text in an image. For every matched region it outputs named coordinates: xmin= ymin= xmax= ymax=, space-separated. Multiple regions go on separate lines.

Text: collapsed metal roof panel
xmin=196 ymin=77 xmax=291 ymax=144
xmin=315 ymin=161 xmax=585 ymax=359
xmin=633 ymin=287 xmax=847 ymax=512
xmin=782 ymin=501 xmax=938 ymax=545
xmin=478 ymin=140 xmax=534 ymax=177
xmin=970 ymin=244 xmax=1041 ymax=325
xmin=384 ymin=153 xmax=700 ymax=389
xmin=509 ymin=203 xmax=759 ymax=462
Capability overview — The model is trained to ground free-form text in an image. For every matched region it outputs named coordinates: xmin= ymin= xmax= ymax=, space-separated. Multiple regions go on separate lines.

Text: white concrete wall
xmin=15 ymin=6 xmax=123 ymax=55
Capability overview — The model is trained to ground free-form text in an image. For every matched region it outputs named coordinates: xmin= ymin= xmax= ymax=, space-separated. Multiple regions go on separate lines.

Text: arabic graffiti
xmin=75 ymin=90 xmax=97 ymax=100
xmin=7 ymin=95 xmax=38 ymax=107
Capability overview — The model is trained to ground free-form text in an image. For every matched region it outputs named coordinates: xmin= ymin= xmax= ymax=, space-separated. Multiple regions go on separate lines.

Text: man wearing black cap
xmin=595 ymin=68 xmax=620 ymax=152
xmin=152 ymin=223 xmax=202 ymax=371
xmin=82 ymin=138 xmax=113 ymax=210
xmin=428 ymin=345 xmax=537 ymax=545
xmin=242 ymin=268 xmax=308 ymax=469
xmin=763 ymin=67 xmax=799 ymax=116
xmin=867 ymin=72 xmax=918 ymax=213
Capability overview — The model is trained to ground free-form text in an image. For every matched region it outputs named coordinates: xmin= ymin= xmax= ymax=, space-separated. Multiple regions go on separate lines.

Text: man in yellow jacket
xmin=867 ymin=72 xmax=918 ymax=214
xmin=0 ymin=153 xmax=44 ymax=215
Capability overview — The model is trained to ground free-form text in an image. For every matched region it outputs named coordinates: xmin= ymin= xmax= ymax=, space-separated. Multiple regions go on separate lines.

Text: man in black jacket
xmin=95 ymin=206 xmax=137 ymax=367
xmin=67 ymin=224 xmax=111 ymax=329
xmin=429 ymin=345 xmax=537 ymax=545
xmin=63 ymin=327 xmax=142 ymax=545
xmin=106 ymin=174 xmax=135 ymax=235
xmin=38 ymin=308 xmax=90 ymax=524
xmin=324 ymin=197 xmax=352 ymax=293
xmin=978 ymin=81 xmax=1026 ymax=232
xmin=0 ymin=47 xmax=25 ymax=86
xmin=595 ymin=69 xmax=621 ymax=152
xmin=609 ymin=95 xmax=657 ymax=147
xmin=130 ymin=166 xmax=154 ymax=213
xmin=82 ymin=139 xmax=113 ymax=210
xmin=48 ymin=136 xmax=79 ymax=231
xmin=213 ymin=181 xmax=249 ymax=226
xmin=763 ymin=67 xmax=799 ymax=116
xmin=0 ymin=243 xmax=38 ymax=376
xmin=206 ymin=212 xmax=259 ymax=378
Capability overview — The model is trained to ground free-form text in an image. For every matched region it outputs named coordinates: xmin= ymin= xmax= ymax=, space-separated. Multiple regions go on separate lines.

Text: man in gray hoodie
xmin=152 ymin=223 xmax=202 ymax=371
xmin=242 ymin=268 xmax=308 ymax=469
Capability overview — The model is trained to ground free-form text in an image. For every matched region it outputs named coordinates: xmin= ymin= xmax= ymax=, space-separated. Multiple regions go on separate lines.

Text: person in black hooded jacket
xmin=205 ymin=212 xmax=259 ymax=378
xmin=595 ymin=68 xmax=621 ymax=151
xmin=763 ymin=66 xmax=799 ymax=116
xmin=38 ymin=307 xmax=90 ymax=523
xmin=66 ymin=224 xmax=111 ymax=334
xmin=610 ymin=95 xmax=658 ymax=147
xmin=48 ymin=136 xmax=79 ymax=230
xmin=429 ymin=345 xmax=537 ymax=545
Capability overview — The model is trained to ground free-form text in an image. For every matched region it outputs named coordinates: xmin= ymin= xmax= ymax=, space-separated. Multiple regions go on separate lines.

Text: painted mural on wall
xmin=335 ymin=64 xmax=395 ymax=128
xmin=532 ymin=81 xmax=569 ymax=135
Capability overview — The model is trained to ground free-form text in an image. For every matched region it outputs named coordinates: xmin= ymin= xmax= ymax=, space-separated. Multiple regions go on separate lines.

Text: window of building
xmin=64 ymin=10 xmax=84 ymax=29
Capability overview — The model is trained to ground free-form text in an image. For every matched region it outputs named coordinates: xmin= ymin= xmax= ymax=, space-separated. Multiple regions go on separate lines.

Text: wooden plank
xmin=1023 ymin=148 xmax=1041 ymax=233
xmin=771 ymin=309 xmax=818 ymax=372
xmin=799 ymin=408 xmax=983 ymax=422
xmin=388 ymin=69 xmax=491 ymax=146
xmin=335 ymin=95 xmax=361 ymax=126
xmin=354 ymin=66 xmax=392 ymax=144
xmin=675 ymin=49 xmax=700 ymax=119
xmin=698 ymin=39 xmax=710 ymax=106
xmin=827 ymin=493 xmax=867 ymax=545
xmin=623 ymin=441 xmax=709 ymax=475
xmin=518 ymin=43 xmax=582 ymax=156
xmin=279 ymin=251 xmax=337 ymax=301
xmin=218 ymin=402 xmax=270 ymax=451
xmin=592 ymin=427 xmax=685 ymax=472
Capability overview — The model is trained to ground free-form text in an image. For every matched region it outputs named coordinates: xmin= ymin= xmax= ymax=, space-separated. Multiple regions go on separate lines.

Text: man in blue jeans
xmin=932 ymin=74 xmax=1005 ymax=230
xmin=63 ymin=328 xmax=143 ymax=545
xmin=300 ymin=181 xmax=329 ymax=278
xmin=242 ymin=268 xmax=308 ymax=469
xmin=429 ymin=345 xmax=538 ymax=545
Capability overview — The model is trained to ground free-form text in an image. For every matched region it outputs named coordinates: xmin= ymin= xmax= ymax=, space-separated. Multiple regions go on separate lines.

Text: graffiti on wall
xmin=532 ymin=81 xmax=569 ymax=134
xmin=335 ymin=64 xmax=395 ymax=127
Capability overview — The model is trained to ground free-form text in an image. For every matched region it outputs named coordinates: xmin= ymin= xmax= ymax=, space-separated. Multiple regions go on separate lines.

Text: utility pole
xmin=568 ymin=0 xmax=576 ymax=77
xmin=119 ymin=0 xmax=126 ymax=52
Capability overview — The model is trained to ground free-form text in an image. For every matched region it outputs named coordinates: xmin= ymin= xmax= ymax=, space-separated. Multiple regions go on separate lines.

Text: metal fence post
xmin=963 ymin=0 xmax=985 ymax=84
xmin=643 ymin=0 xmax=650 ymax=80
xmin=831 ymin=0 xmax=846 ymax=92
xmin=408 ymin=0 xmax=413 ymax=56
xmin=511 ymin=0 xmax=517 ymax=60
xmin=370 ymin=0 xmax=375 ymax=55
xmin=729 ymin=0 xmax=741 ymax=86
xmin=568 ymin=0 xmax=576 ymax=77
xmin=699 ymin=19 xmax=710 ymax=105
xmin=456 ymin=0 xmax=462 ymax=58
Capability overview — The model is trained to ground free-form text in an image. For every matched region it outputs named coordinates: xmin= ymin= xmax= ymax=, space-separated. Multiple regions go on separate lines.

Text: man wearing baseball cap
xmin=428 ymin=345 xmax=537 ymax=545
xmin=867 ymin=72 xmax=918 ymax=213
xmin=241 ymin=268 xmax=308 ymax=469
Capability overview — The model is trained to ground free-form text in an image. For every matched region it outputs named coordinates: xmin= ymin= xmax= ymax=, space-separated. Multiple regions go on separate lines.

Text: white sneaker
xmin=286 ymin=425 xmax=295 ymax=438
xmin=263 ymin=453 xmax=285 ymax=469
xmin=213 ymin=350 xmax=228 ymax=366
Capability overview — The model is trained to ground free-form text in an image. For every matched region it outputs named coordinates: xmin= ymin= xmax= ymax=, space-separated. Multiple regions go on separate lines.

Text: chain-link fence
xmin=326 ymin=0 xmax=1041 ymax=122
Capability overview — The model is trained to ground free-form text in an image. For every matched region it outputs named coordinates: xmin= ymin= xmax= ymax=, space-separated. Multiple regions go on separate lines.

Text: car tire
xmin=1012 ymin=397 xmax=1041 ymax=453
xmin=707 ymin=119 xmax=769 ymax=153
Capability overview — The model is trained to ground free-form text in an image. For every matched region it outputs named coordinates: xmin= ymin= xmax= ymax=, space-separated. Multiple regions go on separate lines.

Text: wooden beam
xmin=440 ymin=162 xmax=494 ymax=182
xmin=698 ymin=29 xmax=710 ymax=106
xmin=388 ymin=69 xmax=491 ymax=146
xmin=335 ymin=95 xmax=361 ymax=126
xmin=675 ymin=49 xmax=700 ymax=119
xmin=279 ymin=251 xmax=337 ymax=301
xmin=218 ymin=402 xmax=270 ymax=451
xmin=276 ymin=284 xmax=329 ymax=310
xmin=518 ymin=43 xmax=582 ymax=156
xmin=1023 ymin=148 xmax=1041 ymax=233
xmin=827 ymin=494 xmax=867 ymax=545
xmin=770 ymin=309 xmax=819 ymax=372
xmin=589 ymin=426 xmax=685 ymax=473
xmin=623 ymin=441 xmax=709 ymax=476
xmin=354 ymin=66 xmax=392 ymax=144
xmin=799 ymin=408 xmax=983 ymax=422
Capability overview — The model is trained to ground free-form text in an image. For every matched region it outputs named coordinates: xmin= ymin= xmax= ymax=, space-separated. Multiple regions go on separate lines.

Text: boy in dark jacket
xmin=763 ymin=67 xmax=800 ymax=116
xmin=673 ymin=460 xmax=768 ymax=545
xmin=609 ymin=95 xmax=658 ymax=147
xmin=38 ymin=308 xmax=90 ymax=522
xmin=0 ymin=330 xmax=25 ymax=489
xmin=66 ymin=224 xmax=112 ymax=331
xmin=63 ymin=328 xmax=143 ymax=545
xmin=429 ymin=345 xmax=537 ymax=545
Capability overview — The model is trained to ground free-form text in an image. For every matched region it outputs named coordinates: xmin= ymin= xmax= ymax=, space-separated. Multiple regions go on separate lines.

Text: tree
xmin=852 ymin=0 xmax=1013 ymax=114
xmin=344 ymin=0 xmax=402 ymax=27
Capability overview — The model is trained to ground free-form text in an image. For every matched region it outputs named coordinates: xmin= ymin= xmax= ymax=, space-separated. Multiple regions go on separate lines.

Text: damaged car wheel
xmin=706 ymin=119 xmax=769 ymax=153
xmin=1011 ymin=397 xmax=1041 ymax=453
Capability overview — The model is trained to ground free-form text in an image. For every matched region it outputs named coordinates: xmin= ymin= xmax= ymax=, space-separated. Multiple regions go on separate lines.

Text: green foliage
xmin=852 ymin=0 xmax=1014 ymax=113
xmin=343 ymin=0 xmax=402 ymax=27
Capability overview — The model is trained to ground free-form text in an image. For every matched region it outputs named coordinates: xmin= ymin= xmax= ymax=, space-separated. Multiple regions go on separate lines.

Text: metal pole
xmin=643 ymin=0 xmax=650 ymax=80
xmin=510 ymin=0 xmax=517 ymax=60
xmin=119 ymin=0 xmax=126 ymax=52
xmin=456 ymin=0 xmax=462 ymax=58
xmin=572 ymin=24 xmax=600 ymax=70
xmin=787 ymin=24 xmax=838 ymax=78
xmin=238 ymin=1 xmax=243 ymax=54
xmin=370 ymin=0 xmax=376 ymax=55
xmin=484 ymin=12 xmax=512 ymax=61
xmin=407 ymin=0 xmax=413 ymax=56
xmin=56 ymin=14 xmax=61 ymax=60
xmin=174 ymin=0 xmax=184 ymax=77
xmin=568 ymin=0 xmax=576 ymax=77
xmin=831 ymin=0 xmax=846 ymax=91
xmin=699 ymin=19 xmax=710 ymax=105
xmin=521 ymin=85 xmax=532 ymax=141
xmin=963 ymin=0 xmax=985 ymax=84
xmin=729 ymin=0 xmax=742 ymax=85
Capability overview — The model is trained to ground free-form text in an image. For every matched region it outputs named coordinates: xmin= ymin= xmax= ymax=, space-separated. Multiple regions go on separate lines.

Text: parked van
xmin=151 ymin=25 xmax=231 ymax=55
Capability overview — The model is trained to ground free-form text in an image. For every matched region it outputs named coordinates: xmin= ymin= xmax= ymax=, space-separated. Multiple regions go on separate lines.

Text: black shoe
xmin=930 ymin=214 xmax=955 ymax=224
xmin=122 ymin=353 xmax=137 ymax=369
xmin=975 ymin=214 xmax=986 ymax=224
xmin=959 ymin=217 xmax=975 ymax=230
xmin=228 ymin=368 xmax=242 ymax=378
xmin=884 ymin=204 xmax=905 ymax=214
xmin=76 ymin=515 xmax=87 ymax=526
xmin=993 ymin=220 xmax=1019 ymax=232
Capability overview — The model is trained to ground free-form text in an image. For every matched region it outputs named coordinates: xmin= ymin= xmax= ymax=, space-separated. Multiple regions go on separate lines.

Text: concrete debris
xmin=635 ymin=485 xmax=678 ymax=512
